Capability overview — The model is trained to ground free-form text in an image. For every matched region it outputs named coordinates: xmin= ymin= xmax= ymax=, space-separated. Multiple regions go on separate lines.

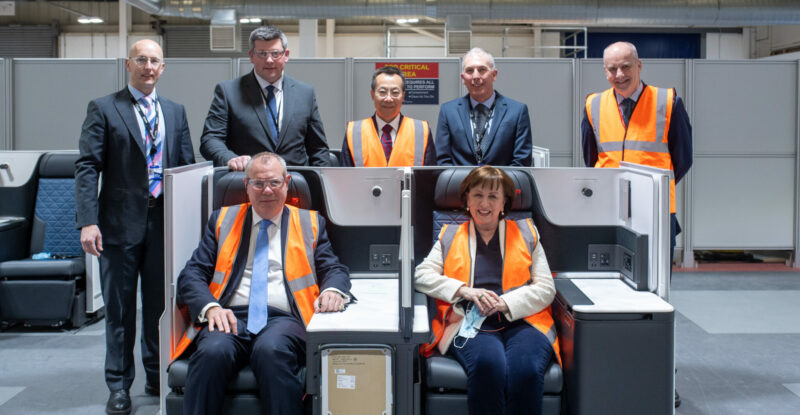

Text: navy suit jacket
xmin=75 ymin=87 xmax=195 ymax=246
xmin=200 ymin=71 xmax=330 ymax=167
xmin=435 ymin=92 xmax=532 ymax=166
xmin=177 ymin=205 xmax=351 ymax=324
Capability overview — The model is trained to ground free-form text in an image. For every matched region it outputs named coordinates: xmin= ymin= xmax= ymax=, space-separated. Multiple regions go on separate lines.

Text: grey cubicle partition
xmin=158 ymin=59 xmax=236 ymax=160
xmin=13 ymin=59 xmax=118 ymax=151
xmin=1 ymin=59 xmax=7 ymax=150
xmin=352 ymin=58 xmax=462 ymax=143
xmin=239 ymin=58 xmax=350 ymax=152
xmin=691 ymin=60 xmax=797 ymax=251
xmin=493 ymin=59 xmax=575 ymax=167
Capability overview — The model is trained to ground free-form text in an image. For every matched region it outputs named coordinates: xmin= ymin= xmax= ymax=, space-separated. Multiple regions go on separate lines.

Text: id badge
xmin=148 ymin=164 xmax=163 ymax=181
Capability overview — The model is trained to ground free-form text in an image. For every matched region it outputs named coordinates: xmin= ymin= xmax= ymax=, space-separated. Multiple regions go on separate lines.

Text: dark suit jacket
xmin=75 ymin=87 xmax=195 ymax=246
xmin=177 ymin=205 xmax=351 ymax=324
xmin=339 ymin=114 xmax=437 ymax=167
xmin=435 ymin=92 xmax=533 ymax=166
xmin=200 ymin=72 xmax=330 ymax=167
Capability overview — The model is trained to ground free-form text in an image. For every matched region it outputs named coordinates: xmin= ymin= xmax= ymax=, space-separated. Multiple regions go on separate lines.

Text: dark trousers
xmin=670 ymin=213 xmax=681 ymax=276
xmin=449 ymin=314 xmax=554 ymax=415
xmin=99 ymin=201 xmax=164 ymax=392
xmin=184 ymin=307 xmax=307 ymax=415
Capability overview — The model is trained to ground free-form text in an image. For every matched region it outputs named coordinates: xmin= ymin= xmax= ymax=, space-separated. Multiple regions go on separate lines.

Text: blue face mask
xmin=453 ymin=303 xmax=487 ymax=349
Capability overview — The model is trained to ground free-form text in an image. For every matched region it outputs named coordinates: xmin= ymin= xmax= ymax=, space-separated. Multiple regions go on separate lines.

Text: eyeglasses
xmin=130 ymin=56 xmax=162 ymax=68
xmin=252 ymin=49 xmax=286 ymax=60
xmin=375 ymin=88 xmax=403 ymax=99
xmin=246 ymin=178 xmax=284 ymax=190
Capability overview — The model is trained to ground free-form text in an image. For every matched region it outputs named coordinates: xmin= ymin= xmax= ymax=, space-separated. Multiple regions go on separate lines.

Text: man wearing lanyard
xmin=581 ymin=41 xmax=692 ymax=408
xmin=75 ymin=39 xmax=194 ymax=414
xmin=200 ymin=25 xmax=331 ymax=170
xmin=435 ymin=47 xmax=533 ymax=166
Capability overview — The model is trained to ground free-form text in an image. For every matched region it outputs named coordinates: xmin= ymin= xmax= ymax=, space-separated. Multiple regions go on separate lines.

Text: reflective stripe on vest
xmin=586 ymin=86 xmax=677 ymax=213
xmin=422 ymin=220 xmax=561 ymax=365
xmin=346 ymin=116 xmax=428 ymax=167
xmin=171 ymin=203 xmax=321 ymax=362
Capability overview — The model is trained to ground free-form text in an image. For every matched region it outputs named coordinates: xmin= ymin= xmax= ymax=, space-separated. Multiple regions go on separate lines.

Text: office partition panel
xmin=13 ymin=59 xmax=118 ymax=151
xmin=158 ymin=59 xmax=235 ymax=159
xmin=1 ymin=59 xmax=7 ymax=150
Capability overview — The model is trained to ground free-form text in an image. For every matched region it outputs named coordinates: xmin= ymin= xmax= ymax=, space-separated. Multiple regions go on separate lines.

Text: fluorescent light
xmin=78 ymin=17 xmax=103 ymax=24
xmin=396 ymin=18 xmax=418 ymax=24
xmin=396 ymin=18 xmax=407 ymax=24
xmin=239 ymin=17 xmax=262 ymax=24
xmin=407 ymin=18 xmax=419 ymax=23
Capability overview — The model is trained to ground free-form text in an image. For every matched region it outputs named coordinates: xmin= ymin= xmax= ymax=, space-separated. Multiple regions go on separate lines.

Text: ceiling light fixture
xmin=77 ymin=17 xmax=104 ymax=24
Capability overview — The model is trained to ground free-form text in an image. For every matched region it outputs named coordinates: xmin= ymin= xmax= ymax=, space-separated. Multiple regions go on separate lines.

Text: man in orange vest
xmin=582 ymin=41 xmax=693 ymax=408
xmin=340 ymin=65 xmax=437 ymax=166
xmin=176 ymin=152 xmax=352 ymax=415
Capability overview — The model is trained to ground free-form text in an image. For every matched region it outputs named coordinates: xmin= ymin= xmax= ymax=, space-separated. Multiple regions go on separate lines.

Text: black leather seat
xmin=422 ymin=168 xmax=563 ymax=415
xmin=166 ymin=169 xmax=312 ymax=415
xmin=0 ymin=152 xmax=94 ymax=328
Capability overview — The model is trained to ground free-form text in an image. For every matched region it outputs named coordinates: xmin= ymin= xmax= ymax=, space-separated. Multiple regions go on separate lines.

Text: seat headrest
xmin=434 ymin=168 xmax=534 ymax=211
xmin=39 ymin=152 xmax=79 ymax=178
xmin=213 ymin=171 xmax=312 ymax=210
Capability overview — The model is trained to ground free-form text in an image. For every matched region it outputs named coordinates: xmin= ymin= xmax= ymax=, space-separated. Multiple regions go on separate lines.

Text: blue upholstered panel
xmin=35 ymin=178 xmax=82 ymax=257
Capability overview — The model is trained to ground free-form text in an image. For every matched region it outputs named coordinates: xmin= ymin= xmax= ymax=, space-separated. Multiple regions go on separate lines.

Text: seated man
xmin=340 ymin=65 xmax=436 ymax=167
xmin=176 ymin=152 xmax=352 ymax=415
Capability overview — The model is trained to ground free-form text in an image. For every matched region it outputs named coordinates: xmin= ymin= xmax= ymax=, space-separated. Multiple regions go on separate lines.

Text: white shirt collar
xmin=251 ymin=207 xmax=283 ymax=231
xmin=615 ymin=81 xmax=643 ymax=104
xmin=253 ymin=71 xmax=284 ymax=92
xmin=375 ymin=113 xmax=401 ymax=134
xmin=470 ymin=91 xmax=497 ymax=109
xmin=128 ymin=84 xmax=157 ymax=102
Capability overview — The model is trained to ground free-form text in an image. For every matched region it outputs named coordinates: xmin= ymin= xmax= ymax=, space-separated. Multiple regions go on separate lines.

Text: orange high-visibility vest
xmin=586 ymin=86 xmax=677 ymax=213
xmin=171 ymin=203 xmax=320 ymax=362
xmin=422 ymin=219 xmax=561 ymax=365
xmin=345 ymin=116 xmax=430 ymax=167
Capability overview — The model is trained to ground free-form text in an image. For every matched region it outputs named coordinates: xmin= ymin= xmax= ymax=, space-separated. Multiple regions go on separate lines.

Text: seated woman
xmin=415 ymin=165 xmax=560 ymax=415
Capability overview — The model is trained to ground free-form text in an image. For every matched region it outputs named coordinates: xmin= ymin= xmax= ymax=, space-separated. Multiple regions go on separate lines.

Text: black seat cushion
xmin=0 ymin=257 xmax=84 ymax=279
xmin=426 ymin=354 xmax=562 ymax=394
xmin=169 ymin=359 xmax=259 ymax=392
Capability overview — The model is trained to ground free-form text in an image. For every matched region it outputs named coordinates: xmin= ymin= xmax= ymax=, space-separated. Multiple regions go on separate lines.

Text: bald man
xmin=75 ymin=39 xmax=195 ymax=414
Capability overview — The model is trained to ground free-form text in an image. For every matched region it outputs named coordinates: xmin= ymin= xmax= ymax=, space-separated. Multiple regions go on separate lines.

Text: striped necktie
xmin=139 ymin=96 xmax=162 ymax=198
xmin=380 ymin=124 xmax=393 ymax=161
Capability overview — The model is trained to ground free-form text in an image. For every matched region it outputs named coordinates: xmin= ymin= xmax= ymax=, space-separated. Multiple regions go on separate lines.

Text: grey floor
xmin=1 ymin=271 xmax=799 ymax=414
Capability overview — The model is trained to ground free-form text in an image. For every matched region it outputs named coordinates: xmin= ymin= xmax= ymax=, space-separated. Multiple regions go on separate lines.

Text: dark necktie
xmin=380 ymin=124 xmax=393 ymax=161
xmin=622 ymin=98 xmax=635 ymax=126
xmin=474 ymin=103 xmax=489 ymax=143
xmin=247 ymin=219 xmax=271 ymax=335
xmin=265 ymin=85 xmax=278 ymax=146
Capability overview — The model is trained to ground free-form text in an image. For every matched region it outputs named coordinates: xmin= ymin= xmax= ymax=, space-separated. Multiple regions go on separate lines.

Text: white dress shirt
xmin=374 ymin=114 xmax=401 ymax=145
xmin=253 ymin=72 xmax=285 ymax=132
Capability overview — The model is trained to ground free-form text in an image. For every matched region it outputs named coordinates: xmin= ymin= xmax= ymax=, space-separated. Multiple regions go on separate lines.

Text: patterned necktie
xmin=380 ymin=124 xmax=393 ymax=161
xmin=622 ymin=98 xmax=635 ymax=126
xmin=247 ymin=219 xmax=271 ymax=335
xmin=265 ymin=85 xmax=279 ymax=146
xmin=139 ymin=96 xmax=162 ymax=198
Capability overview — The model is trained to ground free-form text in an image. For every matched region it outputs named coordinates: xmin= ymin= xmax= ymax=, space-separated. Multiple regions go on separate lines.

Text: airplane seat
xmin=0 ymin=152 xmax=94 ymax=328
xmin=423 ymin=168 xmax=563 ymax=415
xmin=166 ymin=169 xmax=313 ymax=415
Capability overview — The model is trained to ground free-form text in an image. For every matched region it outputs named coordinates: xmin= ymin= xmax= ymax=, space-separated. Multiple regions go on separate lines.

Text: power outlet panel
xmin=369 ymin=244 xmax=399 ymax=271
xmin=588 ymin=244 xmax=634 ymax=279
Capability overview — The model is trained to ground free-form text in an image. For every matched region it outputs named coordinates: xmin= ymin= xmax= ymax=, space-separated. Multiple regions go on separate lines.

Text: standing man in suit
xmin=582 ymin=41 xmax=692 ymax=408
xmin=200 ymin=25 xmax=330 ymax=170
xmin=340 ymin=65 xmax=436 ymax=167
xmin=75 ymin=39 xmax=195 ymax=414
xmin=175 ymin=152 xmax=352 ymax=415
xmin=436 ymin=47 xmax=532 ymax=166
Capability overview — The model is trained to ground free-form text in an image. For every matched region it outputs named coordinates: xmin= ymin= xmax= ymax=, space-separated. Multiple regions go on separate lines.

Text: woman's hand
xmin=456 ymin=286 xmax=502 ymax=315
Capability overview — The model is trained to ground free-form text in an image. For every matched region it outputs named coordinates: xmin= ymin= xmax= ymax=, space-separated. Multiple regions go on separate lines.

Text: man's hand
xmin=315 ymin=291 xmax=345 ymax=313
xmin=227 ymin=155 xmax=252 ymax=172
xmin=80 ymin=225 xmax=103 ymax=256
xmin=206 ymin=306 xmax=238 ymax=334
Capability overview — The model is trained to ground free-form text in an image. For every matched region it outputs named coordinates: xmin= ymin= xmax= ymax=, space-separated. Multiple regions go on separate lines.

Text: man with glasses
xmin=176 ymin=152 xmax=351 ymax=415
xmin=340 ymin=65 xmax=436 ymax=166
xmin=200 ymin=25 xmax=330 ymax=171
xmin=75 ymin=39 xmax=195 ymax=414
xmin=435 ymin=47 xmax=533 ymax=166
